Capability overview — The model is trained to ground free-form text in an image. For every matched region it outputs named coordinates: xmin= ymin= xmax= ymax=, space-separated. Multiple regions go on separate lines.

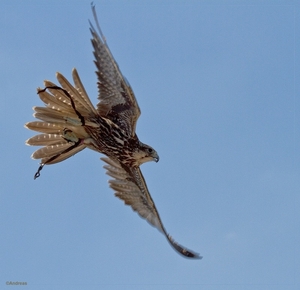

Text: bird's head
xmin=133 ymin=142 xmax=159 ymax=166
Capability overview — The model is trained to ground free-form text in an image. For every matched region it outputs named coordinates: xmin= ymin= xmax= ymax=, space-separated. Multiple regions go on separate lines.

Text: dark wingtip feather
xmin=167 ymin=235 xmax=202 ymax=259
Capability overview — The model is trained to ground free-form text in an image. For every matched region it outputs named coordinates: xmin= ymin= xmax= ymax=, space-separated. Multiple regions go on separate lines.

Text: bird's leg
xmin=62 ymin=128 xmax=80 ymax=143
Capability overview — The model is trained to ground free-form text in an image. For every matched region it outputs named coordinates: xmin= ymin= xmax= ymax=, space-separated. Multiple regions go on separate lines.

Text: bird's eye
xmin=147 ymin=148 xmax=153 ymax=153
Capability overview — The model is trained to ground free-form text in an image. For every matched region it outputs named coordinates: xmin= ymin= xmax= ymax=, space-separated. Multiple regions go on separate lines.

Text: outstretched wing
xmin=101 ymin=157 xmax=202 ymax=259
xmin=90 ymin=5 xmax=140 ymax=136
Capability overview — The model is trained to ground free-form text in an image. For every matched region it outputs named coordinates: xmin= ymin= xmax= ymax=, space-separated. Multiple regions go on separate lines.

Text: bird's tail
xmin=25 ymin=68 xmax=97 ymax=179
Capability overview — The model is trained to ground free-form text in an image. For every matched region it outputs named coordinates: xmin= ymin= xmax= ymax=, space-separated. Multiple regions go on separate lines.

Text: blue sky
xmin=1 ymin=0 xmax=299 ymax=289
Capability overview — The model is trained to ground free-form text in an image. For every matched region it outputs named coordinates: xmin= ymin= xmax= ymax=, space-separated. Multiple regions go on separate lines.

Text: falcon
xmin=25 ymin=5 xmax=201 ymax=259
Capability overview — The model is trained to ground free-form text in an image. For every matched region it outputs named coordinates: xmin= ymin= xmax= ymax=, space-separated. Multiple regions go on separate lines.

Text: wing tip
xmin=167 ymin=234 xmax=202 ymax=260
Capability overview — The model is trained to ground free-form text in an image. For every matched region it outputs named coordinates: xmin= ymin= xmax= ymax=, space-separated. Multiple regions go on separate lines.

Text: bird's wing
xmin=90 ymin=5 xmax=140 ymax=136
xmin=101 ymin=157 xmax=202 ymax=259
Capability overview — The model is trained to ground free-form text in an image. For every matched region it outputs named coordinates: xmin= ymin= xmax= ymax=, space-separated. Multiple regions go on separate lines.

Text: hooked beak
xmin=153 ymin=153 xmax=159 ymax=163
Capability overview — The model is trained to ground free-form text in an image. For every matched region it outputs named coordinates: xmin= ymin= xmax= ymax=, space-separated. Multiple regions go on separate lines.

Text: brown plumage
xmin=25 ymin=5 xmax=201 ymax=259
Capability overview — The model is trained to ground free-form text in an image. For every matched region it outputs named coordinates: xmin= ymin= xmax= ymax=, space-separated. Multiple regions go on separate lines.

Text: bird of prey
xmin=25 ymin=6 xmax=201 ymax=259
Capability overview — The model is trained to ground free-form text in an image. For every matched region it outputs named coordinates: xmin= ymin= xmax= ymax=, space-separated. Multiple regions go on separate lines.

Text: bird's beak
xmin=154 ymin=154 xmax=159 ymax=163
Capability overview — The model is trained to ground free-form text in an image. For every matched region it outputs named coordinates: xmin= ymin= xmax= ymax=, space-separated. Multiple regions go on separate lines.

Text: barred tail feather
xmin=29 ymin=138 xmax=86 ymax=165
xmin=33 ymin=106 xmax=80 ymax=124
xmin=25 ymin=121 xmax=63 ymax=134
xmin=39 ymin=143 xmax=86 ymax=165
xmin=42 ymin=81 xmax=75 ymax=110
xmin=32 ymin=142 xmax=70 ymax=159
xmin=72 ymin=68 xmax=98 ymax=115
xmin=56 ymin=70 xmax=96 ymax=116
xmin=38 ymin=89 xmax=77 ymax=115
xmin=26 ymin=133 xmax=63 ymax=146
xmin=25 ymin=69 xmax=96 ymax=178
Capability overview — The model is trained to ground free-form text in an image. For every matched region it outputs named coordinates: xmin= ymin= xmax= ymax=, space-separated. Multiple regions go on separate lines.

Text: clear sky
xmin=1 ymin=1 xmax=299 ymax=289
